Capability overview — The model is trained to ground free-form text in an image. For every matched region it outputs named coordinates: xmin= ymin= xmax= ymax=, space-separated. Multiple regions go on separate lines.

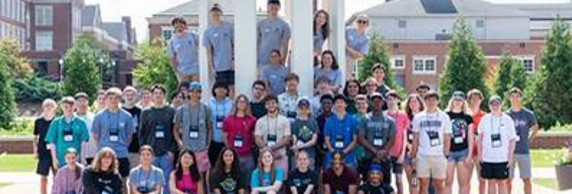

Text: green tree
xmin=0 ymin=51 xmax=17 ymax=129
xmin=357 ymin=33 xmax=404 ymax=95
xmin=494 ymin=54 xmax=517 ymax=97
xmin=438 ymin=17 xmax=489 ymax=107
xmin=61 ymin=34 xmax=103 ymax=102
xmin=527 ymin=18 xmax=572 ymax=127
xmin=0 ymin=39 xmax=32 ymax=78
xmin=509 ymin=60 xmax=527 ymax=92
xmin=132 ymin=39 xmax=178 ymax=97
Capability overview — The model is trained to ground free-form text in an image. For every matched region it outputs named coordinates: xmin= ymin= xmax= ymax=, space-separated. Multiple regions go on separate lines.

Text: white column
xmin=198 ymin=0 xmax=210 ymax=101
xmin=234 ymin=0 xmax=257 ymax=97
xmin=329 ymin=0 xmax=347 ymax=84
xmin=290 ymin=0 xmax=314 ymax=97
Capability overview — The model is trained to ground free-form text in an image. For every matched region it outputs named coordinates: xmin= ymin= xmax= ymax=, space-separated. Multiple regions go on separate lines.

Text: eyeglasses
xmin=357 ymin=20 xmax=368 ymax=24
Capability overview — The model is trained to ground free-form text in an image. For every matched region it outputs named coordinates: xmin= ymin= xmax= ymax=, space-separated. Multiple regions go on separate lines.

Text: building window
xmin=37 ymin=61 xmax=48 ymax=76
xmin=398 ymin=19 xmax=407 ymax=28
xmin=162 ymin=27 xmax=174 ymax=40
xmin=476 ymin=20 xmax=485 ymax=28
xmin=412 ymin=56 xmax=437 ymax=74
xmin=35 ymin=5 xmax=53 ymax=26
xmin=391 ymin=55 xmax=405 ymax=69
xmin=35 ymin=31 xmax=53 ymax=51
xmin=521 ymin=57 xmax=534 ymax=73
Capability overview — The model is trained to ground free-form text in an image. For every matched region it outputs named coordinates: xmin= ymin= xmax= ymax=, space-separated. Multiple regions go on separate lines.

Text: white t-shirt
xmin=255 ymin=114 xmax=292 ymax=156
xmin=412 ymin=110 xmax=451 ymax=156
xmin=478 ymin=113 xmax=518 ymax=163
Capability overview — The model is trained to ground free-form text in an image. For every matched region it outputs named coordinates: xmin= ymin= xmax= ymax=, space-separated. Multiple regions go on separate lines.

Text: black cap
xmin=370 ymin=92 xmax=385 ymax=101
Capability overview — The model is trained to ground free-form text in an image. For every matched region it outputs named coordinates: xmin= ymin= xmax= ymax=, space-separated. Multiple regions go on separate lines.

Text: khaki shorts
xmin=509 ymin=154 xmax=532 ymax=179
xmin=416 ymin=154 xmax=447 ymax=179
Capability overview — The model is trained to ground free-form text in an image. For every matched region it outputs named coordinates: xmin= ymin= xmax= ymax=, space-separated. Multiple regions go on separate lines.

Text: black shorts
xmin=36 ymin=155 xmax=53 ymax=176
xmin=118 ymin=158 xmax=131 ymax=177
xmin=391 ymin=156 xmax=403 ymax=174
xmin=216 ymin=70 xmax=235 ymax=85
xmin=481 ymin=162 xmax=509 ymax=180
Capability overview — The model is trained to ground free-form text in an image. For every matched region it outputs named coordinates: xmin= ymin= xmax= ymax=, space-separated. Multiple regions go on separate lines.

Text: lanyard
xmin=490 ymin=115 xmax=502 ymax=134
xmin=266 ymin=115 xmax=279 ymax=136
xmin=216 ymin=101 xmax=227 ymax=118
xmin=138 ymin=167 xmax=154 ymax=190
xmin=106 ymin=111 xmax=120 ymax=133
xmin=191 ymin=104 xmax=201 ymax=126
xmin=335 ymin=115 xmax=347 ymax=137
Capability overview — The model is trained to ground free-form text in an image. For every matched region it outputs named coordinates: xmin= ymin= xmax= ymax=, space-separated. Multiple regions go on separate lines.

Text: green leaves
xmin=0 ymin=47 xmax=17 ymax=129
xmin=132 ymin=39 xmax=178 ymax=98
xmin=61 ymin=34 xmax=104 ymax=103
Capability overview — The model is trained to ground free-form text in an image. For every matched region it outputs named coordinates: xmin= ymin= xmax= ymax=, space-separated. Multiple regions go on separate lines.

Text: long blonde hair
xmin=257 ymin=149 xmax=276 ymax=187
xmin=445 ymin=97 xmax=472 ymax=115
xmin=91 ymin=147 xmax=119 ymax=173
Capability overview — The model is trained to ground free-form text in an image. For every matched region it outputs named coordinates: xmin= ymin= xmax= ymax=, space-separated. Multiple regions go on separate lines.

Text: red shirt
xmin=472 ymin=110 xmax=486 ymax=131
xmin=386 ymin=111 xmax=410 ymax=157
xmin=223 ymin=115 xmax=257 ymax=156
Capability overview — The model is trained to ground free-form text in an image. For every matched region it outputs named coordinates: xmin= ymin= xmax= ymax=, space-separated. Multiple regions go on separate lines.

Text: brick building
xmin=348 ymin=0 xmax=572 ymax=93
xmin=0 ymin=0 xmax=29 ymax=50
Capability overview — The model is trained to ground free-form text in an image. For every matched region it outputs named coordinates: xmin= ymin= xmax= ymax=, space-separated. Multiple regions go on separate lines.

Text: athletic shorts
xmin=118 ymin=158 xmax=131 ymax=177
xmin=391 ymin=156 xmax=403 ymax=174
xmin=416 ymin=155 xmax=447 ymax=179
xmin=481 ymin=162 xmax=509 ymax=180
xmin=36 ymin=156 xmax=53 ymax=176
xmin=215 ymin=70 xmax=235 ymax=85
xmin=509 ymin=154 xmax=532 ymax=179
xmin=447 ymin=149 xmax=469 ymax=163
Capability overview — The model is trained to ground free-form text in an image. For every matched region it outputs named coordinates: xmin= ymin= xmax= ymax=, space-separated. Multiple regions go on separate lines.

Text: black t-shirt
xmin=358 ymin=183 xmax=394 ymax=194
xmin=250 ymin=101 xmax=267 ymax=119
xmin=82 ymin=166 xmax=124 ymax=194
xmin=447 ymin=112 xmax=473 ymax=152
xmin=288 ymin=169 xmax=318 ymax=194
xmin=139 ymin=106 xmax=176 ymax=156
xmin=210 ymin=170 xmax=247 ymax=194
xmin=33 ymin=117 xmax=53 ymax=157
xmin=123 ymin=106 xmax=142 ymax=153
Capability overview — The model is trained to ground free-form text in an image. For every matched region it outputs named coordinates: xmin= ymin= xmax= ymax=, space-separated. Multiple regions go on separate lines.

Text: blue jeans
xmin=153 ymin=152 xmax=173 ymax=194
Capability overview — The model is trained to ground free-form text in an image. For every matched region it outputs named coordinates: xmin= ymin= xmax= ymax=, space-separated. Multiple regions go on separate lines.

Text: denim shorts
xmin=447 ymin=149 xmax=469 ymax=163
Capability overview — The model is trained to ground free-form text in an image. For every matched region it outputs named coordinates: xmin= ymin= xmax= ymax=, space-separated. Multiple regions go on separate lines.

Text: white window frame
xmin=35 ymin=30 xmax=53 ymax=51
xmin=412 ymin=56 xmax=437 ymax=74
xmin=398 ymin=19 xmax=407 ymax=28
xmin=518 ymin=55 xmax=535 ymax=74
xmin=35 ymin=5 xmax=53 ymax=26
xmin=161 ymin=26 xmax=174 ymax=40
xmin=476 ymin=19 xmax=485 ymax=28
xmin=390 ymin=55 xmax=405 ymax=69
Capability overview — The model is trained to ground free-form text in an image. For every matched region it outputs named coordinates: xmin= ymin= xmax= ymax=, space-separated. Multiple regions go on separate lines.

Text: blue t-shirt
xmin=257 ymin=18 xmax=291 ymax=68
xmin=167 ymin=31 xmax=199 ymax=75
xmin=324 ymin=114 xmax=359 ymax=164
xmin=209 ymin=97 xmax=233 ymax=143
xmin=314 ymin=67 xmax=342 ymax=88
xmin=507 ymin=108 xmax=537 ymax=154
xmin=128 ymin=166 xmax=165 ymax=193
xmin=92 ymin=109 xmax=135 ymax=158
xmin=260 ymin=65 xmax=290 ymax=95
xmin=250 ymin=167 xmax=284 ymax=188
xmin=314 ymin=28 xmax=325 ymax=52
xmin=203 ymin=21 xmax=234 ymax=72
xmin=345 ymin=27 xmax=369 ymax=56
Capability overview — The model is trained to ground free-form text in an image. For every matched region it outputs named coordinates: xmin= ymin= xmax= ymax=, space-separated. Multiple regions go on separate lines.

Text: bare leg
xmin=40 ymin=176 xmax=48 ymax=194
xmin=404 ymin=164 xmax=419 ymax=194
xmin=444 ymin=162 xmax=455 ymax=194
xmin=506 ymin=178 xmax=512 ymax=194
xmin=487 ymin=180 xmax=497 ymax=194
xmin=499 ymin=179 xmax=509 ymax=194
xmin=523 ymin=178 xmax=531 ymax=194
xmin=395 ymin=173 xmax=403 ymax=194
xmin=457 ymin=161 xmax=471 ymax=194
xmin=433 ymin=178 xmax=446 ymax=194
xmin=419 ymin=178 xmax=430 ymax=194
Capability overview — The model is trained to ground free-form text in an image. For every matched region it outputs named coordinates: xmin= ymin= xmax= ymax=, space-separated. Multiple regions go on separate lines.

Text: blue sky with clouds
xmin=84 ymin=0 xmax=570 ymax=42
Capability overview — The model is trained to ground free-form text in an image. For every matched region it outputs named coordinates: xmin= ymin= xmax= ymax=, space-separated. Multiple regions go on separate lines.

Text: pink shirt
xmin=223 ymin=115 xmax=257 ymax=156
xmin=386 ymin=111 xmax=410 ymax=157
xmin=176 ymin=172 xmax=198 ymax=194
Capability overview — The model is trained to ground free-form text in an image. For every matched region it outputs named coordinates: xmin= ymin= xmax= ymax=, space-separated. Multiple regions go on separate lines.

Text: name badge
xmin=491 ymin=134 xmax=502 ymax=148
xmin=216 ymin=121 xmax=223 ymax=129
xmin=234 ymin=134 xmax=243 ymax=148
xmin=454 ymin=137 xmax=463 ymax=144
xmin=374 ymin=138 xmax=383 ymax=146
xmin=64 ymin=135 xmax=74 ymax=142
xmin=189 ymin=125 xmax=199 ymax=139
xmin=427 ymin=131 xmax=441 ymax=147
xmin=267 ymin=134 xmax=277 ymax=147
xmin=109 ymin=135 xmax=119 ymax=142
xmin=335 ymin=136 xmax=344 ymax=149
xmin=155 ymin=131 xmax=165 ymax=138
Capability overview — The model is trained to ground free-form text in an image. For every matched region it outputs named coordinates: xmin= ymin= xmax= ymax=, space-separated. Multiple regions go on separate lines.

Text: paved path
xmin=0 ymin=168 xmax=568 ymax=193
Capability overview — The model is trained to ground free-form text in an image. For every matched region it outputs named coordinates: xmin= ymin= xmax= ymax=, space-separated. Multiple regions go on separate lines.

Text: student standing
xmin=411 ymin=91 xmax=451 ymax=194
xmin=35 ymin=99 xmax=57 ymax=194
xmin=138 ymin=85 xmax=176 ymax=194
xmin=386 ymin=91 xmax=410 ymax=194
xmin=223 ymin=94 xmax=257 ymax=174
xmin=290 ymin=98 xmax=319 ymax=170
xmin=372 ymin=64 xmax=391 ymax=97
xmin=313 ymin=10 xmax=329 ymax=60
xmin=204 ymin=4 xmax=235 ymax=98
xmin=46 ymin=97 xmax=90 ymax=168
xmin=310 ymin=76 xmax=334 ymax=117
xmin=506 ymin=88 xmax=539 ymax=194
xmin=343 ymin=79 xmax=362 ymax=115
xmin=324 ymin=95 xmax=359 ymax=169
xmin=75 ymin=93 xmax=97 ymax=166
xmin=403 ymin=94 xmax=424 ymax=194
xmin=278 ymin=73 xmax=301 ymax=121
xmin=257 ymin=0 xmax=290 ymax=69
xmin=478 ymin=95 xmax=517 ymax=194
xmin=92 ymin=88 xmax=136 ymax=188
xmin=260 ymin=49 xmax=290 ymax=96
xmin=345 ymin=14 xmax=370 ymax=79
xmin=123 ymin=86 xmax=142 ymax=168
xmin=250 ymin=80 xmax=269 ymax=119
xmin=467 ymin=89 xmax=487 ymax=194
xmin=168 ymin=16 xmax=200 ymax=82
xmin=314 ymin=50 xmax=342 ymax=92
xmin=82 ymin=147 xmax=124 ymax=194
xmin=209 ymin=83 xmax=233 ymax=166
xmin=173 ymin=82 xmax=212 ymax=173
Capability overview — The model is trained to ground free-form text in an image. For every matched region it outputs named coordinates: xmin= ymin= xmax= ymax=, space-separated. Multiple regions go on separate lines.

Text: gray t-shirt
xmin=167 ymin=32 xmax=199 ymax=75
xmin=257 ymin=18 xmax=291 ymax=67
xmin=128 ymin=166 xmax=165 ymax=193
xmin=507 ymin=108 xmax=537 ymax=154
xmin=92 ymin=109 xmax=135 ymax=158
xmin=314 ymin=67 xmax=342 ymax=88
xmin=174 ymin=103 xmax=211 ymax=152
xmin=359 ymin=113 xmax=396 ymax=158
xmin=345 ymin=27 xmax=369 ymax=56
xmin=203 ymin=21 xmax=234 ymax=72
xmin=260 ymin=65 xmax=289 ymax=95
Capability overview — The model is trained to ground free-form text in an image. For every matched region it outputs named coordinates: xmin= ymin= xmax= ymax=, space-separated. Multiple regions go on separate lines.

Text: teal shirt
xmin=45 ymin=117 xmax=90 ymax=165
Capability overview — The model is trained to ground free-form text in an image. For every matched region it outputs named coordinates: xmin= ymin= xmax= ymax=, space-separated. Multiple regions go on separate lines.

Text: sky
xmin=84 ymin=0 xmax=570 ymax=42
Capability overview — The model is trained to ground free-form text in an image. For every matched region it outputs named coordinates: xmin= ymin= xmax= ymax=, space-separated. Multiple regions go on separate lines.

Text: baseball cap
xmin=452 ymin=91 xmax=466 ymax=99
xmin=370 ymin=92 xmax=385 ymax=101
xmin=369 ymin=163 xmax=383 ymax=173
xmin=489 ymin=95 xmax=502 ymax=104
xmin=298 ymin=98 xmax=310 ymax=108
xmin=188 ymin=82 xmax=202 ymax=91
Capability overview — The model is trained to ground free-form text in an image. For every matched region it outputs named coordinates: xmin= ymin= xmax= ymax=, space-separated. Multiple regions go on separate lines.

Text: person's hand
xmin=507 ymin=155 xmax=513 ymax=168
xmin=397 ymin=155 xmax=405 ymax=164
xmin=52 ymin=159 xmax=59 ymax=171
xmin=291 ymin=145 xmax=298 ymax=152
xmin=34 ymin=149 xmax=38 ymax=160
xmin=464 ymin=155 xmax=472 ymax=164
xmin=177 ymin=141 xmax=184 ymax=150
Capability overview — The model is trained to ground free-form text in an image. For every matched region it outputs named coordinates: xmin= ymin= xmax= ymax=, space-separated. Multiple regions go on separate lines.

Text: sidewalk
xmin=0 ymin=168 xmax=567 ymax=193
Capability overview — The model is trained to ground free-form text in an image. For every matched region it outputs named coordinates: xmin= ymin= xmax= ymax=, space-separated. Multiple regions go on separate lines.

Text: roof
xmin=355 ymin=0 xmax=529 ymax=17
xmin=156 ymin=0 xmax=235 ymax=15
xmin=101 ymin=22 xmax=126 ymax=41
xmin=81 ymin=5 xmax=99 ymax=27
xmin=501 ymin=3 xmax=572 ymax=19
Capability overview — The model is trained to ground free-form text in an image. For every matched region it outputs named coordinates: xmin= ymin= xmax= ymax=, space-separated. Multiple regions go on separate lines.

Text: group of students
xmin=167 ymin=0 xmax=370 ymax=97
xmin=34 ymin=62 xmax=539 ymax=194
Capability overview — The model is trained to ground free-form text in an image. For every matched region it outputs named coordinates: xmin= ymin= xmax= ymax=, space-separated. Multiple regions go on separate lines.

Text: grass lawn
xmin=533 ymin=178 xmax=559 ymax=190
xmin=0 ymin=154 xmax=36 ymax=172
xmin=0 ymin=182 xmax=13 ymax=189
xmin=530 ymin=149 xmax=561 ymax=168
